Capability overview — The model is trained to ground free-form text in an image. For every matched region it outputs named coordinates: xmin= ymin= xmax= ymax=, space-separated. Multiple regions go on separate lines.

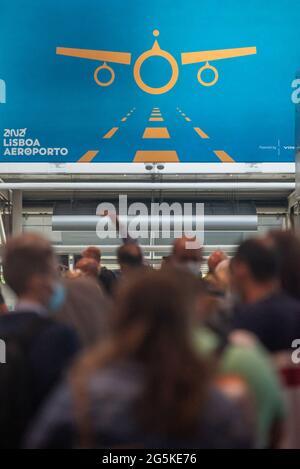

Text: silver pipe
xmin=52 ymin=214 xmax=257 ymax=232
xmin=0 ymin=182 xmax=295 ymax=191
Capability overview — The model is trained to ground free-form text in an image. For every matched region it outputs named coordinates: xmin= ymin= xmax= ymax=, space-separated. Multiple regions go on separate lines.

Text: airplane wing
xmin=181 ymin=46 xmax=257 ymax=64
xmin=56 ymin=47 xmax=132 ymax=65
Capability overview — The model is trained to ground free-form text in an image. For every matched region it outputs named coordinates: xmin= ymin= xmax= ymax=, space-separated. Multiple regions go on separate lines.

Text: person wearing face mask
xmin=171 ymin=236 xmax=203 ymax=277
xmin=0 ymin=233 xmax=80 ymax=448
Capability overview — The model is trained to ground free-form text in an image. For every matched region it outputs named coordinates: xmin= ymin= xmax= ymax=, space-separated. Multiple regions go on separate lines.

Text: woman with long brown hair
xmin=26 ymin=269 xmax=253 ymax=448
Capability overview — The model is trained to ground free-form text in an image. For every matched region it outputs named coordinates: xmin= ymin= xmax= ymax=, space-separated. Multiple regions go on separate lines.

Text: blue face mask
xmin=47 ymin=283 xmax=66 ymax=312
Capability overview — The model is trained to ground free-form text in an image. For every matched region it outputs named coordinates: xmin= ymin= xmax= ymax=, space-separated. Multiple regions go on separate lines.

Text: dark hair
xmin=3 ymin=233 xmax=55 ymax=295
xmin=71 ymin=269 xmax=212 ymax=443
xmin=232 ymin=238 xmax=280 ymax=282
xmin=268 ymin=230 xmax=300 ymax=300
xmin=117 ymin=243 xmax=143 ymax=268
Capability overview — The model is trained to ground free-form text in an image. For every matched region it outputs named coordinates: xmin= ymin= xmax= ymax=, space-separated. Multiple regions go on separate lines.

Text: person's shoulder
xmin=0 ymin=311 xmax=43 ymax=332
xmin=277 ymin=292 xmax=300 ymax=311
xmin=223 ymin=333 xmax=270 ymax=371
xmin=99 ymin=267 xmax=117 ymax=278
xmin=36 ymin=318 xmax=80 ymax=346
xmin=232 ymin=301 xmax=260 ymax=324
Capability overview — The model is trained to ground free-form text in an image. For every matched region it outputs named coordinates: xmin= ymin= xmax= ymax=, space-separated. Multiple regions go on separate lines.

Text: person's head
xmin=230 ymin=238 xmax=280 ymax=302
xmin=117 ymin=243 xmax=143 ymax=273
xmin=172 ymin=236 xmax=203 ymax=275
xmin=81 ymin=246 xmax=101 ymax=266
xmin=266 ymin=230 xmax=300 ymax=301
xmin=75 ymin=258 xmax=99 ymax=280
xmin=3 ymin=233 xmax=63 ymax=309
xmin=71 ymin=269 xmax=211 ymax=438
xmin=214 ymin=259 xmax=231 ymax=292
xmin=207 ymin=250 xmax=228 ymax=273
xmin=55 ymin=277 xmax=110 ymax=347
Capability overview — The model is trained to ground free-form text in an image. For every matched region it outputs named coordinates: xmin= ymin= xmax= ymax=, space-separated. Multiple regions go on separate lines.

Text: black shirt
xmin=232 ymin=292 xmax=300 ymax=352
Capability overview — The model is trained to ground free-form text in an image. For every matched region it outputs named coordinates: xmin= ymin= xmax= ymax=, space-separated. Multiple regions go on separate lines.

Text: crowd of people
xmin=0 ymin=227 xmax=300 ymax=448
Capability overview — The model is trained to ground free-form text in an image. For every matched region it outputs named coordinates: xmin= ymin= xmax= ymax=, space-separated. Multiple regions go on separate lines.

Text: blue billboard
xmin=0 ymin=0 xmax=299 ymax=166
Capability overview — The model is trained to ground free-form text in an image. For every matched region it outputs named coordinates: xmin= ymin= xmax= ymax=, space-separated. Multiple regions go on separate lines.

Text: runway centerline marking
xmin=78 ymin=150 xmax=99 ymax=162
xmin=214 ymin=150 xmax=234 ymax=162
xmin=194 ymin=127 xmax=209 ymax=139
xmin=143 ymin=127 xmax=170 ymax=139
xmin=103 ymin=127 xmax=119 ymax=139
xmin=134 ymin=150 xmax=179 ymax=162
xmin=149 ymin=117 xmax=164 ymax=121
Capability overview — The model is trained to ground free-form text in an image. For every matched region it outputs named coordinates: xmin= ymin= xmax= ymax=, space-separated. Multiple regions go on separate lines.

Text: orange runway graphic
xmin=81 ymin=106 xmax=235 ymax=164
xmin=214 ymin=150 xmax=234 ymax=162
xmin=103 ymin=127 xmax=119 ymax=139
xmin=78 ymin=150 xmax=99 ymax=162
xmin=134 ymin=150 xmax=179 ymax=162
xmin=143 ymin=127 xmax=170 ymax=139
xmin=194 ymin=127 xmax=209 ymax=139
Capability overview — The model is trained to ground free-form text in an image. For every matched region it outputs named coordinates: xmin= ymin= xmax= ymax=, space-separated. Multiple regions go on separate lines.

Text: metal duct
xmin=52 ymin=214 xmax=257 ymax=232
xmin=0 ymin=182 xmax=295 ymax=192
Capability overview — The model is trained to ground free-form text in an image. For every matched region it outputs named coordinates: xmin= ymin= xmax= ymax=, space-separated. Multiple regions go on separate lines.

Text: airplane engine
xmin=197 ymin=62 xmax=219 ymax=87
xmin=94 ymin=62 xmax=115 ymax=87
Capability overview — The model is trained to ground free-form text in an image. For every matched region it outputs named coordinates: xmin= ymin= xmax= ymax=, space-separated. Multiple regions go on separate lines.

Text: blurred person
xmin=266 ymin=230 xmax=300 ymax=301
xmin=214 ymin=259 xmax=231 ymax=293
xmin=197 ymin=262 xmax=233 ymax=338
xmin=81 ymin=246 xmax=117 ymax=296
xmin=58 ymin=263 xmax=68 ymax=277
xmin=26 ymin=270 xmax=253 ymax=449
xmin=171 ymin=236 xmax=203 ymax=276
xmin=230 ymin=238 xmax=300 ymax=352
xmin=55 ymin=277 xmax=111 ymax=348
xmin=117 ymin=242 xmax=144 ymax=275
xmin=160 ymin=255 xmax=171 ymax=269
xmin=75 ymin=257 xmax=99 ymax=283
xmin=0 ymin=233 xmax=80 ymax=448
xmin=264 ymin=231 xmax=300 ymax=448
xmin=205 ymin=250 xmax=228 ymax=287
xmin=194 ymin=283 xmax=285 ymax=448
xmin=64 ymin=269 xmax=83 ymax=280
xmin=186 ymin=258 xmax=233 ymax=339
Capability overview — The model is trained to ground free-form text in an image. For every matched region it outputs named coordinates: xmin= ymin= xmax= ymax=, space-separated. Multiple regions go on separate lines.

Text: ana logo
xmin=56 ymin=30 xmax=257 ymax=95
xmin=291 ymin=78 xmax=300 ymax=104
xmin=0 ymin=79 xmax=6 ymax=104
